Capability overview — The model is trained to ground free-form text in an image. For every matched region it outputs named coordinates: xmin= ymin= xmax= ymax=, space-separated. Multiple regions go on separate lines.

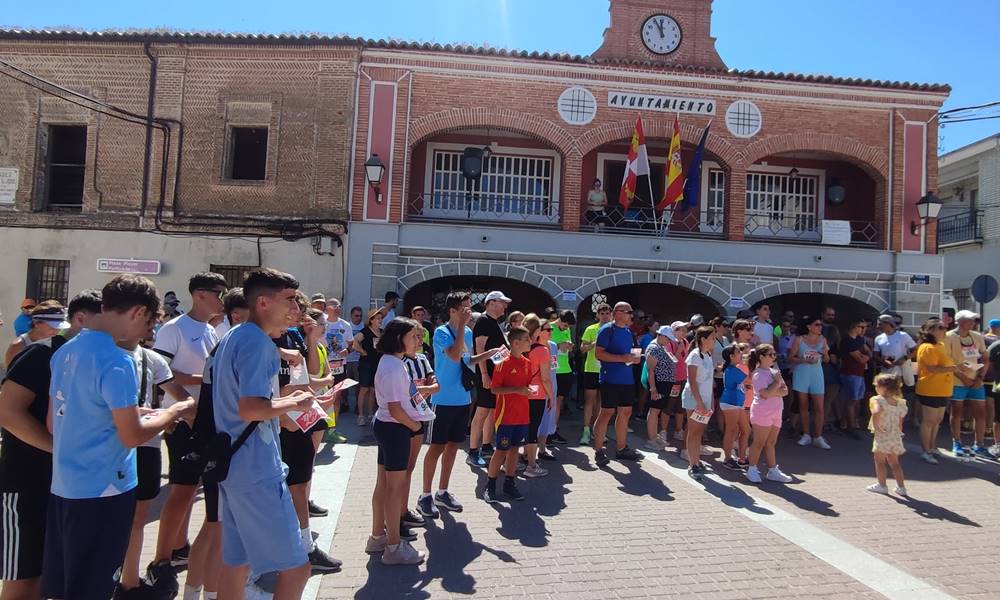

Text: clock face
xmin=641 ymin=14 xmax=682 ymax=55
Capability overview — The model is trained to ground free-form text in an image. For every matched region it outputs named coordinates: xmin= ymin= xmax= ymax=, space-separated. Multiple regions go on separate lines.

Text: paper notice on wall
xmin=287 ymin=400 xmax=329 ymax=432
xmin=821 ymin=220 xmax=851 ymax=246
xmin=0 ymin=168 xmax=18 ymax=204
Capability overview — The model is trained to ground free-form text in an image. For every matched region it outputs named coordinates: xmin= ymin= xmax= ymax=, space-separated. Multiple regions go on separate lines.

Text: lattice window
xmin=703 ymin=169 xmax=726 ymax=230
xmin=745 ymin=172 xmax=819 ymax=233
xmin=429 ymin=150 xmax=556 ymax=220
xmin=210 ymin=264 xmax=255 ymax=289
xmin=26 ymin=259 xmax=70 ymax=305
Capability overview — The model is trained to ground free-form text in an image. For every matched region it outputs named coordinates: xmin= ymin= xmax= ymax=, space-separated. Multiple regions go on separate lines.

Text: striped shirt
xmin=403 ymin=353 xmax=434 ymax=382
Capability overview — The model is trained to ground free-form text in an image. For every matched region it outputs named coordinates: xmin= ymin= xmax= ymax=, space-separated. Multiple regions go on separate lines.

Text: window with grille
xmin=40 ymin=125 xmax=87 ymax=211
xmin=25 ymin=259 xmax=71 ymax=305
xmin=210 ymin=264 xmax=255 ymax=288
xmin=745 ymin=171 xmax=820 ymax=236
xmin=427 ymin=149 xmax=557 ymax=223
xmin=701 ymin=169 xmax=726 ymax=232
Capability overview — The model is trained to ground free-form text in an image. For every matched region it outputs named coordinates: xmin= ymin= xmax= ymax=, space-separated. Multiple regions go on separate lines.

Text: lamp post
xmin=365 ymin=153 xmax=386 ymax=203
xmin=910 ymin=192 xmax=942 ymax=235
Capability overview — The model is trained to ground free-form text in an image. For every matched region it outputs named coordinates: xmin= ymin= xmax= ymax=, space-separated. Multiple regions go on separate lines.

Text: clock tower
xmin=591 ymin=0 xmax=727 ymax=70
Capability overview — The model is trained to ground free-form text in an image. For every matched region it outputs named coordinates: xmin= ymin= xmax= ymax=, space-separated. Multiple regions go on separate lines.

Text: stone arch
xmin=575 ymin=119 xmax=741 ymax=170
xmin=397 ymin=261 xmax=564 ymax=301
xmin=408 ymin=107 xmax=575 ymax=156
xmin=572 ymin=271 xmax=730 ymax=316
xmin=742 ymin=133 xmax=888 ymax=180
xmin=742 ymin=281 xmax=890 ymax=313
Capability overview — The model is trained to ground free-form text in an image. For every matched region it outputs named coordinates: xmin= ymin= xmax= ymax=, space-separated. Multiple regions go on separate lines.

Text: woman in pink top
xmin=744 ymin=344 xmax=794 ymax=484
xmin=522 ymin=314 xmax=556 ymax=478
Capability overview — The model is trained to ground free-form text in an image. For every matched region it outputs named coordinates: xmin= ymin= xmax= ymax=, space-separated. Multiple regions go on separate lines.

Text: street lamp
xmin=910 ymin=192 xmax=942 ymax=235
xmin=365 ymin=153 xmax=386 ymax=203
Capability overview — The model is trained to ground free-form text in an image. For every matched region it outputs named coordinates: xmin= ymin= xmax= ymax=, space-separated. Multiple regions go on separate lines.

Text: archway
xmin=403 ymin=275 xmax=557 ymax=323
xmin=751 ymin=293 xmax=880 ymax=334
xmin=576 ymin=283 xmax=723 ymax=328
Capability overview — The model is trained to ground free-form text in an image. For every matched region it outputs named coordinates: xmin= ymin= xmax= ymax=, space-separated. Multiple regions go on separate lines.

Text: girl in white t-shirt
xmin=681 ymin=326 xmax=716 ymax=480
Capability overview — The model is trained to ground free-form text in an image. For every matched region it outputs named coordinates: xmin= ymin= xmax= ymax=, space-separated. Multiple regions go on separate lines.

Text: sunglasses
xmin=615 ymin=309 xmax=634 ymax=314
xmin=196 ymin=288 xmax=227 ymax=300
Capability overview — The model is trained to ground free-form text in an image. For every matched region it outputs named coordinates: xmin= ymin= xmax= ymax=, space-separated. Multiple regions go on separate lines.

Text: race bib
xmin=691 ymin=410 xmax=713 ymax=424
xmin=490 ymin=346 xmax=511 ymax=365
xmin=328 ymin=358 xmax=345 ymax=375
xmin=669 ymin=386 xmax=681 ymax=397
xmin=409 ymin=390 xmax=434 ymax=420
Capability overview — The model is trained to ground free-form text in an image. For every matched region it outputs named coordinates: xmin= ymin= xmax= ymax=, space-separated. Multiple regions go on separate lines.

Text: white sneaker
xmin=679 ymin=449 xmax=689 ymax=461
xmin=699 ymin=445 xmax=713 ymax=457
xmin=643 ymin=440 xmax=661 ymax=451
xmin=745 ymin=466 xmax=762 ymax=483
xmin=797 ymin=434 xmax=813 ymax=446
xmin=766 ymin=466 xmax=793 ymax=483
xmin=365 ymin=534 xmax=387 ymax=554
xmin=674 ymin=431 xmax=685 ymax=441
xmin=523 ymin=465 xmax=549 ymax=478
xmin=866 ymin=483 xmax=889 ymax=495
xmin=989 ymin=444 xmax=1000 ymax=458
xmin=382 ymin=540 xmax=425 ymax=566
xmin=813 ymin=436 xmax=831 ymax=450
xmin=920 ymin=451 xmax=939 ymax=464
xmin=657 ymin=431 xmax=670 ymax=446
xmin=893 ymin=486 xmax=908 ymax=497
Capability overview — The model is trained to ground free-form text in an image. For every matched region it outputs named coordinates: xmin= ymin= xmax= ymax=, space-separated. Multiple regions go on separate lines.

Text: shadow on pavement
xmin=890 ymin=495 xmax=981 ymax=527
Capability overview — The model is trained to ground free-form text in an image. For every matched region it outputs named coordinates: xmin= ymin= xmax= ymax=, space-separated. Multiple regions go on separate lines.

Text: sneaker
xmin=550 ymin=432 xmax=568 ymax=445
xmin=515 ymin=462 xmax=527 ymax=474
xmin=417 ymin=493 xmax=439 ymax=519
xmin=673 ymin=430 xmax=685 ymax=442
xmin=988 ymin=444 xmax=1000 ymax=458
xmin=595 ymin=449 xmax=610 ymax=467
xmin=503 ymin=481 xmax=525 ymax=501
xmin=381 ymin=540 xmax=425 ymax=566
xmin=399 ymin=526 xmax=417 ymax=542
xmin=643 ymin=440 xmax=662 ymax=451
xmin=893 ymin=486 xmax=908 ymax=497
xmin=813 ymin=436 xmax=832 ymax=450
xmin=699 ymin=445 xmax=713 ymax=457
xmin=688 ymin=465 xmax=704 ymax=481
xmin=170 ymin=542 xmax=190 ymax=567
xmin=309 ymin=500 xmax=329 ymax=518
xmin=523 ymin=465 xmax=549 ymax=478
xmin=745 ymin=466 xmax=763 ymax=483
xmin=481 ymin=444 xmax=495 ymax=458
xmin=537 ymin=450 xmax=557 ymax=462
xmin=356 ymin=415 xmax=366 ymax=427
xmin=114 ymin=581 xmax=164 ymax=600
xmin=722 ymin=457 xmax=741 ymax=471
xmin=797 ymin=434 xmax=813 ymax=446
xmin=866 ymin=483 xmax=889 ymax=495
xmin=736 ymin=458 xmax=750 ymax=470
xmin=434 ymin=490 xmax=463 ymax=512
xmin=617 ymin=447 xmax=642 ymax=461
xmin=920 ymin=451 xmax=939 ymax=465
xmin=308 ymin=546 xmax=343 ymax=573
xmin=483 ymin=486 xmax=499 ymax=504
xmin=657 ymin=431 xmax=670 ymax=446
xmin=466 ymin=450 xmax=487 ymax=468
xmin=680 ymin=449 xmax=689 ymax=461
xmin=626 ymin=426 xmax=634 ymax=433
xmin=402 ymin=508 xmax=425 ymax=528
xmin=145 ymin=560 xmax=178 ymax=595
xmin=972 ymin=444 xmax=992 ymax=459
xmin=766 ymin=466 xmax=793 ymax=483
xmin=324 ymin=429 xmax=349 ymax=444
xmin=951 ymin=440 xmax=964 ymax=456
xmin=365 ymin=534 xmax=387 ymax=554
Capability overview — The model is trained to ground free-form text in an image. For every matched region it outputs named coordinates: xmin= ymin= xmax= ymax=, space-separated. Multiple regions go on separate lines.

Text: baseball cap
xmin=988 ymin=318 xmax=1000 ymax=329
xmin=32 ymin=310 xmax=71 ymax=331
xmin=689 ymin=314 xmax=705 ymax=327
xmin=656 ymin=325 xmax=678 ymax=341
xmin=20 ymin=298 xmax=36 ymax=309
xmin=310 ymin=293 xmax=327 ymax=303
xmin=955 ymin=309 xmax=980 ymax=322
xmin=877 ymin=314 xmax=895 ymax=325
xmin=670 ymin=320 xmax=687 ymax=330
xmin=484 ymin=291 xmax=512 ymax=303
xmin=164 ymin=291 xmax=180 ymax=305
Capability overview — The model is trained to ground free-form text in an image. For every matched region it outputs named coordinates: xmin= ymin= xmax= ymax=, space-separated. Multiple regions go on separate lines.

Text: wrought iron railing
xmin=744 ymin=215 xmax=882 ymax=248
xmin=937 ymin=210 xmax=983 ymax=247
xmin=407 ymin=192 xmax=560 ymax=227
xmin=580 ymin=205 xmax=725 ymax=238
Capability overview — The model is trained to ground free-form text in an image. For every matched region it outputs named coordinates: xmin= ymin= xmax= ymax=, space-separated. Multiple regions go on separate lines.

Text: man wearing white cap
xmin=873 ymin=314 xmax=916 ymax=386
xmin=945 ymin=310 xmax=989 ymax=458
xmin=4 ymin=302 xmax=71 ymax=367
xmin=468 ymin=290 xmax=513 ymax=468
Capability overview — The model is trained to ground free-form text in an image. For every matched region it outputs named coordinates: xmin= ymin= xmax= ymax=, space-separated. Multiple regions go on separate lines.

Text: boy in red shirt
xmin=483 ymin=327 xmax=534 ymax=503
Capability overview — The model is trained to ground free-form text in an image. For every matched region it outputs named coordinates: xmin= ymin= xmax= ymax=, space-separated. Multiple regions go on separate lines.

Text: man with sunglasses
xmin=12 ymin=298 xmax=36 ymax=336
xmin=593 ymin=302 xmax=643 ymax=466
xmin=147 ymin=272 xmax=228 ymax=590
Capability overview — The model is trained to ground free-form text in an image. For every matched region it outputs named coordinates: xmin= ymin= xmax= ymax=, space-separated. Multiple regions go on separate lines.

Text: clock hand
xmin=654 ymin=18 xmax=665 ymax=38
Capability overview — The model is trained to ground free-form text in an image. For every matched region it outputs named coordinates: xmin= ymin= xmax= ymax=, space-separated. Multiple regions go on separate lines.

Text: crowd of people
xmin=0 ymin=270 xmax=998 ymax=599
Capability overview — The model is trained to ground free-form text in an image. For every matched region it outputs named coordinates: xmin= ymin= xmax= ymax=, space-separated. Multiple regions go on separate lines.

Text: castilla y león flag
xmin=618 ymin=115 xmax=651 ymax=211
xmin=656 ymin=114 xmax=684 ymax=211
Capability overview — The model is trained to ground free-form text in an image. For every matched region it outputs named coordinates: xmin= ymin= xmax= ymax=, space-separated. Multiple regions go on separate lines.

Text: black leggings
xmin=527 ymin=399 xmax=545 ymax=444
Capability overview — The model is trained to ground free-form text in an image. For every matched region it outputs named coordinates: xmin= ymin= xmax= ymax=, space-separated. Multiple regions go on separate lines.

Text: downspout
xmin=141 ymin=41 xmax=158 ymax=231
xmin=887 ymin=109 xmax=896 ymax=310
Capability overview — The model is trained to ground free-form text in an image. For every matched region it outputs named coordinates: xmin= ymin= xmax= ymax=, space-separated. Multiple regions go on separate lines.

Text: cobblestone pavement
xmin=139 ymin=410 xmax=998 ymax=600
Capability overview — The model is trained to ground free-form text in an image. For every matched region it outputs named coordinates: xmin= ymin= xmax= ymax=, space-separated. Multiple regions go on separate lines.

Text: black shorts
xmin=600 ymin=383 xmax=635 ymax=409
xmin=41 ymin=490 xmax=136 ymax=600
xmin=475 ymin=387 xmax=497 ymax=410
xmin=556 ymin=373 xmax=575 ymax=398
xmin=994 ymin=390 xmax=1000 ymax=422
xmin=164 ymin=422 xmax=203 ymax=486
xmin=1 ymin=487 xmax=48 ymax=580
xmin=204 ymin=480 xmax=219 ymax=523
xmin=136 ymin=446 xmax=162 ymax=502
xmin=527 ymin=399 xmax=545 ymax=444
xmin=583 ymin=372 xmax=601 ymax=390
xmin=358 ymin=361 xmax=377 ymax=387
xmin=279 ymin=429 xmax=317 ymax=486
xmin=373 ymin=419 xmax=412 ymax=472
xmin=427 ymin=404 xmax=470 ymax=445
xmin=669 ymin=381 xmax=686 ymax=414
xmin=918 ymin=394 xmax=949 ymax=408
xmin=647 ymin=381 xmax=677 ymax=412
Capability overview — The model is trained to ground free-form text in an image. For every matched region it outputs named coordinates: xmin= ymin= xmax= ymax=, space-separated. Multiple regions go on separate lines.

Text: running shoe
xmin=972 ymin=444 xmax=992 ymax=459
xmin=643 ymin=440 xmax=662 ymax=451
xmin=797 ymin=434 xmax=813 ymax=446
xmin=170 ymin=543 xmax=190 ymax=567
xmin=145 ymin=560 xmax=178 ymax=596
xmin=722 ymin=457 xmax=741 ymax=471
xmin=673 ymin=430 xmax=685 ymax=442
xmin=481 ymin=444 xmax=495 ymax=458
xmin=656 ymin=431 xmax=670 ymax=446
xmin=813 ymin=436 xmax=832 ymax=450
xmin=365 ymin=534 xmax=387 ymax=554
xmin=736 ymin=458 xmax=751 ymax=470
xmin=766 ymin=466 xmax=793 ymax=483
xmin=382 ymin=541 xmax=425 ymax=566
xmin=466 ymin=450 xmax=487 ymax=468
xmin=550 ymin=432 xmax=568 ymax=445
xmin=866 ymin=483 xmax=889 ymax=495
xmin=687 ymin=464 xmax=704 ymax=481
xmin=699 ymin=445 xmax=713 ymax=457
xmin=523 ymin=465 xmax=549 ymax=478
xmin=745 ymin=466 xmax=762 ymax=483
xmin=617 ymin=447 xmax=642 ymax=461
xmin=434 ymin=490 xmax=463 ymax=512
xmin=920 ymin=451 xmax=939 ymax=465
xmin=503 ymin=481 xmax=525 ymax=501
xmin=308 ymin=547 xmax=343 ymax=573
xmin=537 ymin=450 xmax=557 ymax=461
xmin=324 ymin=429 xmax=348 ymax=444
xmin=399 ymin=526 xmax=417 ymax=542
xmin=893 ymin=486 xmax=908 ymax=497
xmin=308 ymin=500 xmax=329 ymax=517
xmin=417 ymin=493 xmax=439 ymax=519
xmin=680 ymin=449 xmax=689 ymax=461
xmin=988 ymin=444 xmax=1000 ymax=458
xmin=594 ymin=449 xmax=610 ymax=467
xmin=951 ymin=440 xmax=964 ymax=456
xmin=483 ymin=486 xmax=499 ymax=505
xmin=402 ymin=508 xmax=425 ymax=528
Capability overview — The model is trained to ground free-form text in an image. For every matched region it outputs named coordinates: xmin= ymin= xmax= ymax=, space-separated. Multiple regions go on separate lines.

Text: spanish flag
xmin=618 ymin=115 xmax=651 ymax=211
xmin=656 ymin=114 xmax=684 ymax=211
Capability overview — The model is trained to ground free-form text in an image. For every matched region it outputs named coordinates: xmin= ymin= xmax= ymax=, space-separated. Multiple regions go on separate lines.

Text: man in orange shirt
xmin=482 ymin=327 xmax=534 ymax=503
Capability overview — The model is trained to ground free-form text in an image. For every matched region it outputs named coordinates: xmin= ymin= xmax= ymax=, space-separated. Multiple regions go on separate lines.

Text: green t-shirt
xmin=582 ymin=322 xmax=602 ymax=374
xmin=551 ymin=325 xmax=573 ymax=374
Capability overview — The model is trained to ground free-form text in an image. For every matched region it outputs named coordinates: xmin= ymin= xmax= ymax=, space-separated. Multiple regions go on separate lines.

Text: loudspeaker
xmin=461 ymin=147 xmax=484 ymax=180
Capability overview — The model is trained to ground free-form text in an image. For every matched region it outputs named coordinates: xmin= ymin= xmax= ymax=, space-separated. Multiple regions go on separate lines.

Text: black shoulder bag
xmin=445 ymin=325 xmax=477 ymax=391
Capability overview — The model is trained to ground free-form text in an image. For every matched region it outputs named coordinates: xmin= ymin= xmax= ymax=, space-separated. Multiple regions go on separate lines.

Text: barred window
xmin=427 ymin=149 xmax=557 ymax=223
xmin=26 ymin=259 xmax=71 ymax=305
xmin=702 ymin=169 xmax=726 ymax=232
xmin=210 ymin=264 xmax=255 ymax=288
xmin=745 ymin=171 xmax=820 ymax=235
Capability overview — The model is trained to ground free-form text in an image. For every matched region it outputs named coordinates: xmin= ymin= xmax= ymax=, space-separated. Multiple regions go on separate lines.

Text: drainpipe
xmin=140 ymin=41 xmax=158 ymax=230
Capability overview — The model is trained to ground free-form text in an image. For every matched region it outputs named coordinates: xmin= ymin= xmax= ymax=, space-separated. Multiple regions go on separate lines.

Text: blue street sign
xmin=971 ymin=274 xmax=998 ymax=304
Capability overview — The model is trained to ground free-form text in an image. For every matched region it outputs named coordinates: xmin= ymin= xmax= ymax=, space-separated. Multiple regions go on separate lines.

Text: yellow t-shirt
xmin=915 ymin=341 xmax=954 ymax=398
xmin=582 ymin=323 xmax=602 ymax=374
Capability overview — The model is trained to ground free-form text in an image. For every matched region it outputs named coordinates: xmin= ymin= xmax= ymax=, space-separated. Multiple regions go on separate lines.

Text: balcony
xmin=407 ymin=192 xmax=560 ymax=229
xmin=937 ymin=210 xmax=983 ymax=248
xmin=744 ymin=215 xmax=882 ymax=249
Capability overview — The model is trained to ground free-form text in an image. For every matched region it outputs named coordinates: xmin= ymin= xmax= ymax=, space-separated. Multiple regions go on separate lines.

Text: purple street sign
xmin=96 ymin=258 xmax=162 ymax=275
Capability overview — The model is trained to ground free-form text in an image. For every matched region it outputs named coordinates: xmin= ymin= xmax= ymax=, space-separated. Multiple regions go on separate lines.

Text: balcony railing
xmin=744 ymin=215 xmax=882 ymax=248
xmin=407 ymin=192 xmax=560 ymax=228
xmin=581 ymin=206 xmax=725 ymax=238
xmin=937 ymin=210 xmax=983 ymax=247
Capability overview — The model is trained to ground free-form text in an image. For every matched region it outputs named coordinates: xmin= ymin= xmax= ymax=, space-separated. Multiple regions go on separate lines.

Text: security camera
xmin=814 ymin=255 xmax=823 ymax=262
xmin=481 ymin=235 xmax=490 ymax=243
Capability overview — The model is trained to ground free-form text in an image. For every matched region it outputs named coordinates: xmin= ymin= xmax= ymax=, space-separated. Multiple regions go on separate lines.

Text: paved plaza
xmin=138 ymin=412 xmax=1000 ymax=600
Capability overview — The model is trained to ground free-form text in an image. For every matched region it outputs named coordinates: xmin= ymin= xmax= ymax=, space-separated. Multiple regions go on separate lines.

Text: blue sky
xmin=8 ymin=0 xmax=997 ymax=153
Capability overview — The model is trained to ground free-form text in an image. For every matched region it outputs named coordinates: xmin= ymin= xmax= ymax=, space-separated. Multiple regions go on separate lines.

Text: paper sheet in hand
xmin=289 ymin=363 xmax=311 ymax=386
xmin=288 ymin=400 xmax=328 ymax=432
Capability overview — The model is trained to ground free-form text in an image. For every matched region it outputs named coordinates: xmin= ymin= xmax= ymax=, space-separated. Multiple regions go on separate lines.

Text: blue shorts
xmin=953 ymin=385 xmax=986 ymax=401
xmin=219 ymin=479 xmax=308 ymax=574
xmin=840 ymin=375 xmax=866 ymax=402
xmin=494 ymin=424 xmax=528 ymax=451
xmin=792 ymin=366 xmax=824 ymax=395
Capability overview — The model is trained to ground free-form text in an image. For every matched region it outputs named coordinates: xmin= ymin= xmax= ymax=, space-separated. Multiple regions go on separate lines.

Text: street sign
xmin=96 ymin=258 xmax=162 ymax=275
xmin=561 ymin=291 xmax=579 ymax=302
xmin=971 ymin=274 xmax=998 ymax=304
xmin=726 ymin=297 xmax=748 ymax=309
xmin=910 ymin=275 xmax=930 ymax=285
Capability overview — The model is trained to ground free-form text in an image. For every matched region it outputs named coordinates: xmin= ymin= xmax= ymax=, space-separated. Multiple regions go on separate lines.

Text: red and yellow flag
xmin=618 ymin=115 xmax=651 ymax=211
xmin=656 ymin=114 xmax=684 ymax=211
